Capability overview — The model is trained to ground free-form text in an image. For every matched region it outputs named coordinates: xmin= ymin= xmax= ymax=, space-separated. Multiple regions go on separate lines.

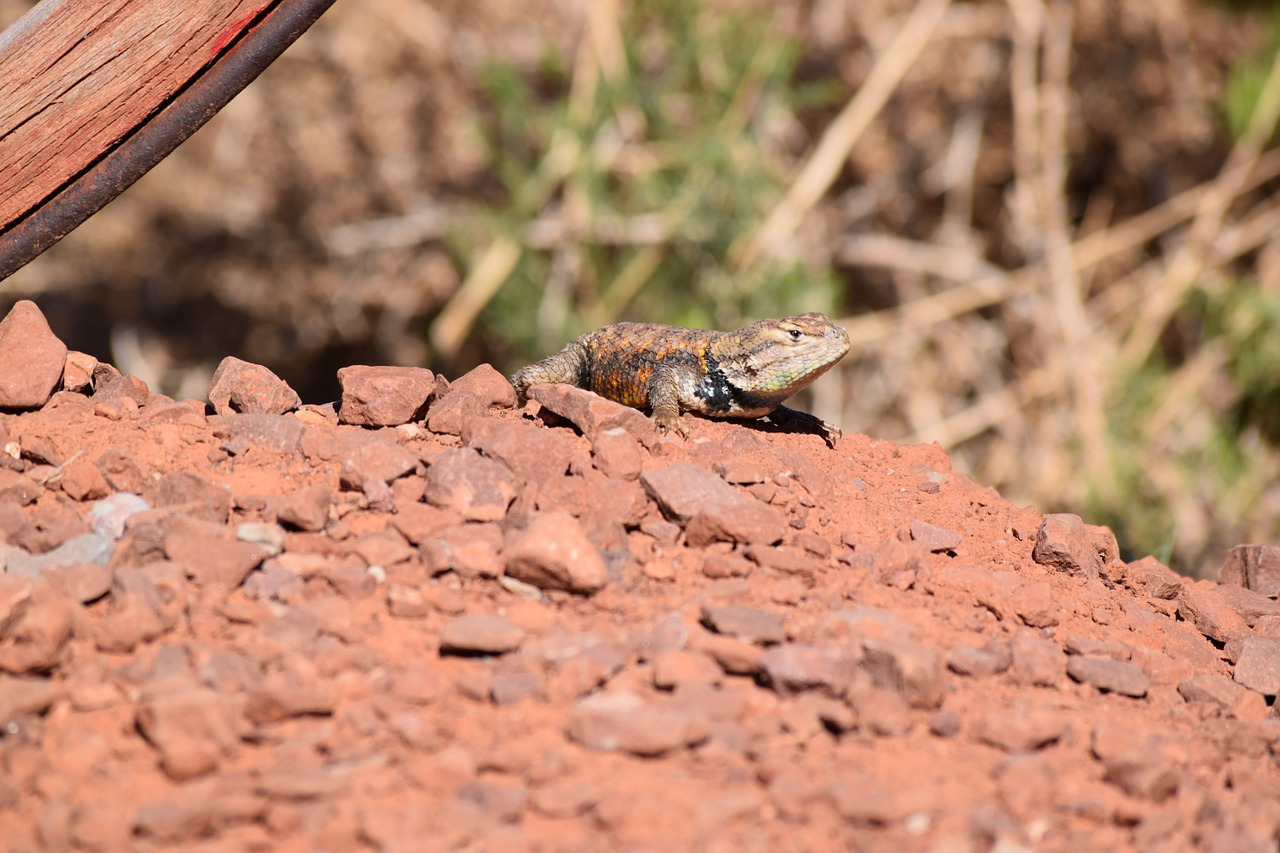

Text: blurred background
xmin=1 ymin=0 xmax=1278 ymax=577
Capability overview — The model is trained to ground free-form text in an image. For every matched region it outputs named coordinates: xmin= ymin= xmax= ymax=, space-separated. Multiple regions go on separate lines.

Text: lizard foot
xmin=651 ymin=411 xmax=689 ymax=437
xmin=766 ymin=406 xmax=841 ymax=449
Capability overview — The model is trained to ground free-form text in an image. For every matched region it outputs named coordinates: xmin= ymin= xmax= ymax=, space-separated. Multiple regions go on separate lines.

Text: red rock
xmin=317 ymin=431 xmax=419 ymax=486
xmin=909 ymin=519 xmax=962 ymax=552
xmin=743 ymin=544 xmax=819 ymax=581
xmin=275 ymin=484 xmax=332 ymax=531
xmin=1063 ymin=635 xmax=1132 ymax=660
xmin=946 ymin=643 xmax=1011 ymax=677
xmin=995 ymin=753 xmax=1056 ymax=820
xmin=390 ymin=660 xmax=451 ymax=705
xmin=1091 ymin=723 xmax=1179 ymax=801
xmin=389 ymin=502 xmax=456 ymax=544
xmin=439 ymin=615 xmax=525 ymax=655
xmin=971 ymin=706 xmax=1068 ymax=752
xmin=1067 ymin=656 xmax=1150 ymax=697
xmin=244 ymin=661 xmax=337 ymax=723
xmin=386 ymin=583 xmax=430 ymax=619
xmin=296 ymin=553 xmax=375 ymax=600
xmin=567 ymin=691 xmax=708 ymax=756
xmin=0 ymin=587 xmax=73 ymax=674
xmin=94 ymin=563 xmax=188 ymax=652
xmin=0 ymin=574 xmax=32 ymax=636
xmin=0 ymin=301 xmax=67 ymax=409
xmin=1233 ymin=637 xmax=1280 ymax=696
xmin=1011 ymin=580 xmax=1059 ymax=628
xmin=93 ymin=373 xmax=151 ymax=408
xmin=546 ymin=643 xmax=628 ymax=700
xmin=0 ymin=468 xmax=42 ymax=505
xmin=1008 ymin=634 xmax=1065 ymax=687
xmin=243 ymin=560 xmax=306 ymax=603
xmin=58 ymin=458 xmax=111 ymax=501
xmin=150 ymin=470 xmax=232 ymax=524
xmin=641 ymin=462 xmax=746 ymax=522
xmin=164 ymin=532 xmax=269 ymax=591
xmin=255 ymin=762 xmax=348 ymax=801
xmin=136 ymin=687 xmax=241 ymax=780
xmin=95 ymin=445 xmax=151 ymax=493
xmin=862 ymin=634 xmax=946 ymax=710
xmin=864 ymin=537 xmax=931 ymax=589
xmin=1178 ymin=674 xmax=1266 ymax=718
xmin=699 ymin=604 xmax=785 ymax=645
xmin=424 ymin=447 xmax=517 ymax=521
xmin=929 ymin=710 xmax=962 ymax=737
xmin=641 ymin=463 xmax=785 ymax=547
xmin=1218 ymin=544 xmax=1280 ymax=597
xmin=651 ymin=649 xmax=723 ymax=689
xmin=208 ymin=356 xmax=301 ymax=416
xmin=526 ymin=383 xmax=657 ymax=444
xmin=62 ymin=350 xmax=98 ymax=394
xmin=591 ymin=427 xmax=643 ymax=482
xmin=425 ymin=364 xmax=517 ymax=435
xmin=694 ymin=632 xmax=765 ymax=676
xmin=337 ymin=365 xmax=435 ymax=426
xmin=1178 ymin=586 xmax=1250 ymax=644
xmin=456 ymin=777 xmax=528 ymax=824
xmin=227 ymin=413 xmax=305 ymax=455
xmin=934 ymin=562 xmax=1020 ymax=620
xmin=793 ymin=531 xmax=833 ymax=558
xmin=13 ymin=498 xmax=87 ymax=553
xmin=504 ymin=512 xmax=608 ymax=594
xmin=134 ymin=776 xmax=265 ymax=842
xmin=490 ymin=669 xmax=545 ymax=706
xmin=463 ymin=417 xmax=577 ymax=484
xmin=530 ymin=779 xmax=603 ymax=818
xmin=69 ymin=800 xmax=134 ymax=850
xmin=1210 ymin=583 xmax=1280 ymax=626
xmin=1126 ymin=556 xmax=1183 ymax=599
xmin=0 ymin=673 xmax=63 ymax=725
xmin=144 ymin=399 xmax=208 ymax=427
xmin=701 ymin=550 xmax=754 ymax=579
xmin=17 ymin=429 xmax=66 ymax=465
xmin=1031 ymin=513 xmax=1100 ymax=579
xmin=351 ymin=529 xmax=414 ymax=568
xmin=758 ymin=643 xmax=858 ymax=695
xmin=390 ymin=473 xmax=426 ymax=507
xmin=90 ymin=361 xmax=121 ymax=386
xmin=712 ymin=458 xmax=768 ymax=485
xmin=827 ymin=770 xmax=930 ymax=823
xmin=421 ymin=522 xmax=504 ymax=579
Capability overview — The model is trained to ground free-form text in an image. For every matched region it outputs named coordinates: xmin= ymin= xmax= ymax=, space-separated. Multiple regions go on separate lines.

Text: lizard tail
xmin=509 ymin=341 xmax=590 ymax=402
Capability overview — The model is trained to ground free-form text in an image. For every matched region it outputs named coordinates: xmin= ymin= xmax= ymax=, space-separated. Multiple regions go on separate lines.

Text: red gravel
xmin=0 ymin=300 xmax=1278 ymax=851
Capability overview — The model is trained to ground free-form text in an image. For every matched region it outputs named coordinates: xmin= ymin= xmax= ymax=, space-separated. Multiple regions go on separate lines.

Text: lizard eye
xmin=787 ymin=329 xmax=802 ymax=341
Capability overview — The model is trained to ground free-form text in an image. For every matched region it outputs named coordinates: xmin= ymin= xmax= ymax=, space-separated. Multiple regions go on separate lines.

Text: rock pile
xmin=0 ymin=300 xmax=1277 ymax=850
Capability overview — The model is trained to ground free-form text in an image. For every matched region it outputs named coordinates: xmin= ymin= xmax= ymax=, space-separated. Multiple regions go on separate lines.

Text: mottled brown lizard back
xmin=510 ymin=313 xmax=850 ymax=445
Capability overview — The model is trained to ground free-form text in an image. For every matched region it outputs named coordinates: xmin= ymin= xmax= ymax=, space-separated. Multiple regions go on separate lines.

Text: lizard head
xmin=718 ymin=312 xmax=851 ymax=402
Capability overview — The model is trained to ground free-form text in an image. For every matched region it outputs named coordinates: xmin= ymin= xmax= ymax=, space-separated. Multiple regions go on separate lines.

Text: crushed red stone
xmin=0 ymin=301 xmax=1278 ymax=850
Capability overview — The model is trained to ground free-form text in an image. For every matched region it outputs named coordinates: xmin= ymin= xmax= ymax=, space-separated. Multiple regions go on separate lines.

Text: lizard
xmin=509 ymin=312 xmax=851 ymax=447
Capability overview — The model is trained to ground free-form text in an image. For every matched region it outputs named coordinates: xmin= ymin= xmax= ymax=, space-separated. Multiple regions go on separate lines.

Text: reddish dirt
xmin=1 ymin=301 xmax=1279 ymax=851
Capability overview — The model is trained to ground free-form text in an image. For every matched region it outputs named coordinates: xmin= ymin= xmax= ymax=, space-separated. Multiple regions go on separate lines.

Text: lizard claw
xmin=652 ymin=411 xmax=689 ymax=437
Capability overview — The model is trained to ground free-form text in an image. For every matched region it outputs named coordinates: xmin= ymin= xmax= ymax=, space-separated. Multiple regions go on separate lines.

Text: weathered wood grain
xmin=0 ymin=0 xmax=268 ymax=228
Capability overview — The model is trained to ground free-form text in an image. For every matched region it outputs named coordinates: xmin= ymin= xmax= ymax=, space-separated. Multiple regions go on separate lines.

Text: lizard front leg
xmin=646 ymin=366 xmax=689 ymax=436
xmin=767 ymin=405 xmax=842 ymax=448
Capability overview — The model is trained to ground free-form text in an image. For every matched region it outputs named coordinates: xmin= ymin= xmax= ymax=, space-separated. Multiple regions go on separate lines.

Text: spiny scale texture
xmin=510 ymin=313 xmax=850 ymax=445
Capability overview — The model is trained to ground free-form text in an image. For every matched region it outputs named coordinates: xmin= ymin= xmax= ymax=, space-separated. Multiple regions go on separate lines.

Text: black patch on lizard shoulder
xmin=727 ymin=383 xmax=776 ymax=415
xmin=694 ymin=350 xmax=735 ymax=413
xmin=574 ymin=355 xmax=592 ymax=391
